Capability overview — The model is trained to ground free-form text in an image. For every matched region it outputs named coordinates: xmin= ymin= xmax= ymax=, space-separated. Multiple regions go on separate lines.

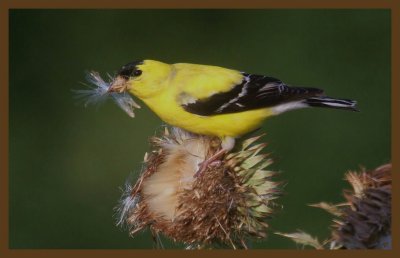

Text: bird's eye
xmin=134 ymin=70 xmax=142 ymax=76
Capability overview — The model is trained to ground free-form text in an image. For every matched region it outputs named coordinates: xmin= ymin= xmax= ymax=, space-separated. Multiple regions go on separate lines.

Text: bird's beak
xmin=108 ymin=75 xmax=128 ymax=93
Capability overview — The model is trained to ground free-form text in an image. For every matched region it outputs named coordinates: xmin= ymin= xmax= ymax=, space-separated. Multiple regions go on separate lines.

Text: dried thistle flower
xmin=116 ymin=127 xmax=280 ymax=249
xmin=277 ymin=163 xmax=392 ymax=249
xmin=327 ymin=164 xmax=392 ymax=249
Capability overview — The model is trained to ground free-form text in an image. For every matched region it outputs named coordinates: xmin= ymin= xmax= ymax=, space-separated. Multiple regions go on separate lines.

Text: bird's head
xmin=108 ymin=59 xmax=172 ymax=99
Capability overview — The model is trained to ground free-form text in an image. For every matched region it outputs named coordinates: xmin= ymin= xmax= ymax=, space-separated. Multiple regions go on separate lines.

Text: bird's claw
xmin=194 ymin=160 xmax=223 ymax=178
xmin=193 ymin=149 xmax=227 ymax=178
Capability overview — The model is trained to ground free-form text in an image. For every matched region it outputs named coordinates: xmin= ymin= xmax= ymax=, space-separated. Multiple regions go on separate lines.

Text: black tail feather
xmin=306 ymin=97 xmax=359 ymax=112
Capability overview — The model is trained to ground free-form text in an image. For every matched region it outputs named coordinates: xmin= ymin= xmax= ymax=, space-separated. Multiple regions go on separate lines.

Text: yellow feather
xmin=144 ymin=92 xmax=271 ymax=137
xmin=172 ymin=63 xmax=244 ymax=99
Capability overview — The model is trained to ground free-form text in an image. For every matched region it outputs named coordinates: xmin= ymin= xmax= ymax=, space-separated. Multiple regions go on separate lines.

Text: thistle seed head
xmin=116 ymin=127 xmax=280 ymax=249
xmin=329 ymin=164 xmax=392 ymax=249
xmin=277 ymin=163 xmax=392 ymax=249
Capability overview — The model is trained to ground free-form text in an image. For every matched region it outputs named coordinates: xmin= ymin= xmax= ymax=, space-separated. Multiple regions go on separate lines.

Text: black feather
xmin=306 ymin=97 xmax=359 ymax=111
xmin=182 ymin=73 xmax=324 ymax=116
xmin=118 ymin=60 xmax=144 ymax=79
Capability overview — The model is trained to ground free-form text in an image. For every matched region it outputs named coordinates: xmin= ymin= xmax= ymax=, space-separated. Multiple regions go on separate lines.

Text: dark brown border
xmin=0 ymin=0 xmax=397 ymax=9
xmin=0 ymin=0 xmax=9 ymax=256
xmin=1 ymin=0 xmax=398 ymax=257
xmin=391 ymin=2 xmax=399 ymax=256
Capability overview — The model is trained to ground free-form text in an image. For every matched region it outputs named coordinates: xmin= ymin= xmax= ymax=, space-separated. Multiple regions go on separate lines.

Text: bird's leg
xmin=194 ymin=148 xmax=226 ymax=178
xmin=194 ymin=137 xmax=235 ymax=178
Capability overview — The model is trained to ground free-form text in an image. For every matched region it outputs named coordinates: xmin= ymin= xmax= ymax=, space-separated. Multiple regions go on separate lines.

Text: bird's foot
xmin=194 ymin=149 xmax=226 ymax=178
xmin=209 ymin=160 xmax=223 ymax=167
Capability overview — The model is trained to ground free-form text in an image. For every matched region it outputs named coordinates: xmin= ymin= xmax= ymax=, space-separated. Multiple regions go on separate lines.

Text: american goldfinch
xmin=108 ymin=60 xmax=357 ymax=174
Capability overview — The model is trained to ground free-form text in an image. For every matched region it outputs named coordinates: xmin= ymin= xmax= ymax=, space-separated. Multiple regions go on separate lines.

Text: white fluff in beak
xmin=74 ymin=71 xmax=141 ymax=118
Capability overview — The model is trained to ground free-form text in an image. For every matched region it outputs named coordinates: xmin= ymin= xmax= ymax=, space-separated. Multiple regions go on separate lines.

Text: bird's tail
xmin=305 ymin=97 xmax=358 ymax=111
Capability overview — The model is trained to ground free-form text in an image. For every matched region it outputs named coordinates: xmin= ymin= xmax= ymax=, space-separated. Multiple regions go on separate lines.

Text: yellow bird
xmin=108 ymin=60 xmax=357 ymax=174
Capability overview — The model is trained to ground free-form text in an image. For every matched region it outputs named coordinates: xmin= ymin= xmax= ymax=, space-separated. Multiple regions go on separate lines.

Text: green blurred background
xmin=9 ymin=9 xmax=390 ymax=249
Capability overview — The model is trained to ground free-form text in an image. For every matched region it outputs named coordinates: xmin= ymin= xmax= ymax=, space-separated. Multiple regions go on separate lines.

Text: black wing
xmin=181 ymin=73 xmax=324 ymax=116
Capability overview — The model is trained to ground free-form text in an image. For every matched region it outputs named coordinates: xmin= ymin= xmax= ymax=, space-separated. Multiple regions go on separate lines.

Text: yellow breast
xmin=143 ymin=91 xmax=272 ymax=138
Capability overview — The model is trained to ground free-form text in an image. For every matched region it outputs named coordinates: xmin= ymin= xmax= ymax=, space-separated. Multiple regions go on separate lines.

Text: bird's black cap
xmin=118 ymin=60 xmax=143 ymax=78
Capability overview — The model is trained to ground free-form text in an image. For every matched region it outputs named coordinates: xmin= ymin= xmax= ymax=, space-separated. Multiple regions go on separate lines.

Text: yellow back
xmin=171 ymin=63 xmax=243 ymax=99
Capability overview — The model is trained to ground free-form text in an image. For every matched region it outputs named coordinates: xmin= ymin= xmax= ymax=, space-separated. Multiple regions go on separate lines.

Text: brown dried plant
xmin=116 ymin=127 xmax=281 ymax=249
xmin=277 ymin=163 xmax=392 ymax=249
